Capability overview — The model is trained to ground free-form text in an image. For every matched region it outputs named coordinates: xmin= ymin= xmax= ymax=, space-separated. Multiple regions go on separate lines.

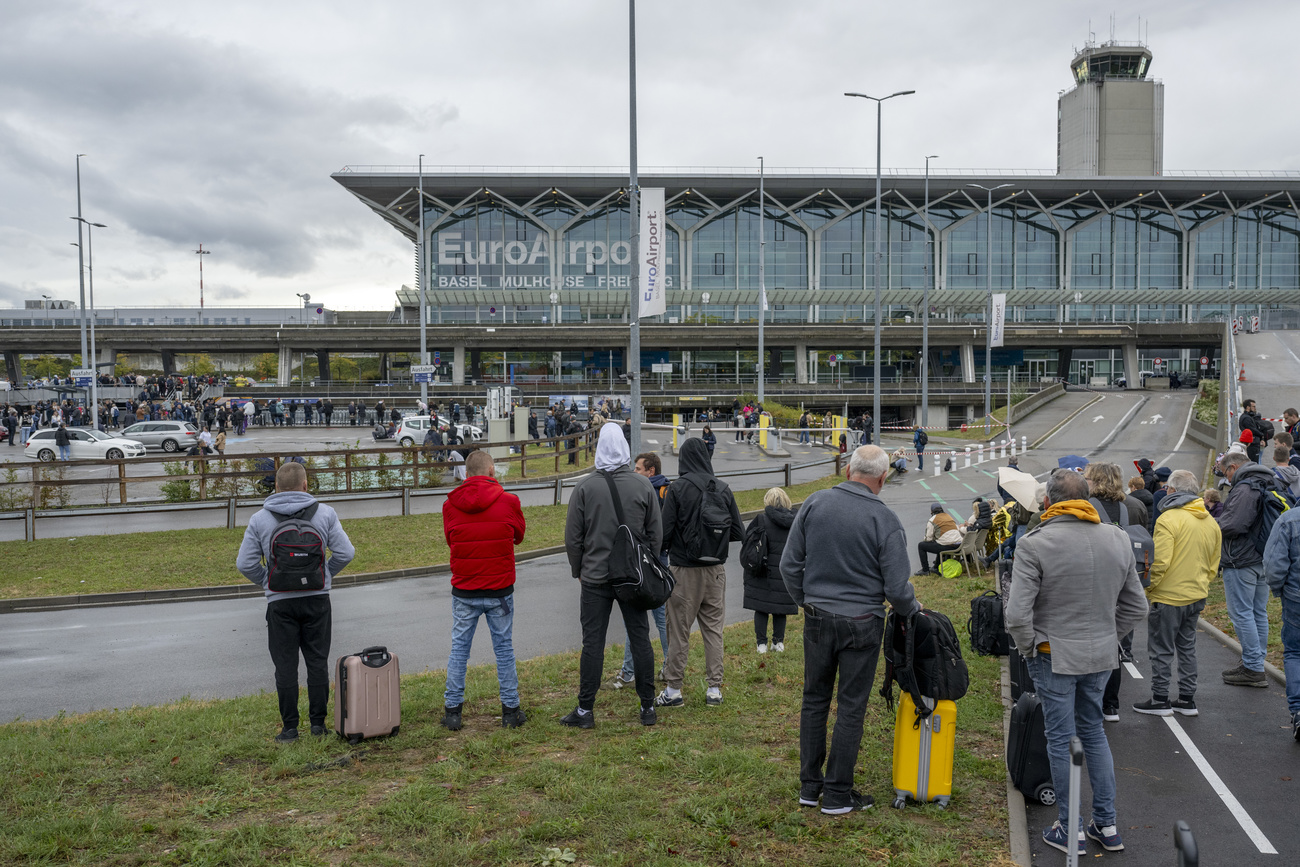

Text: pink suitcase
xmin=334 ymin=646 xmax=401 ymax=744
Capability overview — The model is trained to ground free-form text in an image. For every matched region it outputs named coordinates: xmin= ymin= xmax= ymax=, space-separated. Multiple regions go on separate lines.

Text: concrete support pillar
xmin=162 ymin=349 xmax=178 ymax=375
xmin=795 ymin=342 xmax=809 ymax=384
xmin=316 ymin=350 xmax=331 ymax=382
xmin=377 ymin=353 xmax=390 ymax=382
xmin=470 ymin=349 xmax=482 ymax=382
xmin=959 ymin=342 xmax=976 ymax=384
xmin=768 ymin=347 xmax=783 ymax=381
xmin=276 ymin=345 xmax=291 ymax=386
xmin=99 ymin=343 xmax=116 ymax=375
xmin=3 ymin=350 xmax=20 ymax=384
xmin=454 ymin=344 xmax=467 ymax=385
xmin=1122 ymin=343 xmax=1139 ymax=389
xmin=1057 ymin=347 xmax=1074 ymax=383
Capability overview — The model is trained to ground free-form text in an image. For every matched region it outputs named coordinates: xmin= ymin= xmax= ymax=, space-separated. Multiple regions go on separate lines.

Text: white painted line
xmin=1123 ymin=661 xmax=1143 ymax=680
xmin=1092 ymin=396 xmax=1145 ymax=453
xmin=1160 ymin=715 xmax=1278 ymax=854
xmin=1036 ymin=395 xmax=1104 ymax=448
xmin=1275 ymin=331 xmax=1300 ymax=368
xmin=644 ymin=439 xmax=659 ymax=444
xmin=1157 ymin=397 xmax=1196 ymax=469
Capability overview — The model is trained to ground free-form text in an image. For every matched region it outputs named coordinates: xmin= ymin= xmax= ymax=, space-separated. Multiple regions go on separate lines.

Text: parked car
xmin=120 ymin=420 xmax=201 ymax=452
xmin=24 ymin=428 xmax=147 ymax=462
xmin=392 ymin=416 xmax=483 ymax=447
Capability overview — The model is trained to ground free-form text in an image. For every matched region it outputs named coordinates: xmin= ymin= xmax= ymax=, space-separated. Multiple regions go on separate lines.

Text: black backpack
xmin=917 ymin=429 xmax=929 ymax=447
xmin=1090 ymin=498 xmax=1155 ymax=588
xmin=680 ymin=475 xmax=735 ymax=564
xmin=600 ymin=472 xmax=675 ymax=610
xmin=880 ymin=608 xmax=970 ymax=720
xmin=968 ymin=590 xmax=1010 ymax=656
xmin=739 ymin=520 xmax=769 ymax=576
xmin=266 ymin=503 xmax=327 ymax=593
xmin=1258 ymin=419 xmax=1276 ymax=443
xmin=1234 ymin=474 xmax=1293 ymax=554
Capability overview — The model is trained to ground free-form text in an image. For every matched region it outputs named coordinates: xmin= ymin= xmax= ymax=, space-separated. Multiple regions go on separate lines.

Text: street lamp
xmin=757 ymin=155 xmax=766 ymax=404
xmin=550 ymin=291 xmax=559 ymax=328
xmin=73 ymin=155 xmax=89 ymax=378
xmin=845 ymin=89 xmax=915 ymax=447
xmin=921 ymin=154 xmax=938 ymax=428
xmin=417 ymin=154 xmax=428 ymax=408
xmin=701 ymin=291 xmax=710 ymax=327
xmin=967 ymin=182 xmax=1013 ymax=432
xmin=72 ymin=218 xmax=107 ymax=424
xmin=41 ymin=294 xmax=53 ymax=330
xmin=296 ymin=293 xmax=311 ymax=328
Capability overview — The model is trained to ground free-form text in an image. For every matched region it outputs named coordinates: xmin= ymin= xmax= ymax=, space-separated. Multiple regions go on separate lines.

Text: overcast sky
xmin=2 ymin=0 xmax=1297 ymax=312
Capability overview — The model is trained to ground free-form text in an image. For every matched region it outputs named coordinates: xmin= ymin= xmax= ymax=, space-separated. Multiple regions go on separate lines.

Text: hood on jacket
xmin=594 ymin=423 xmax=630 ymax=471
xmin=678 ymin=437 xmax=715 ymax=477
xmin=263 ymin=489 xmax=318 ymax=515
xmin=447 ymin=474 xmax=506 ymax=514
xmin=765 ymin=504 xmax=796 ymax=529
xmin=1158 ymin=491 xmax=1208 ymax=516
xmin=1233 ymin=462 xmax=1277 ymax=487
xmin=1134 ymin=458 xmax=1155 ymax=475
xmin=1273 ymin=464 xmax=1300 ymax=492
xmin=1041 ymin=499 xmax=1101 ymax=524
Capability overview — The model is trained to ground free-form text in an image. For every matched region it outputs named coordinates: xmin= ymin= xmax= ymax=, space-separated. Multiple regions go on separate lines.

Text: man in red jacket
xmin=440 ymin=450 xmax=527 ymax=730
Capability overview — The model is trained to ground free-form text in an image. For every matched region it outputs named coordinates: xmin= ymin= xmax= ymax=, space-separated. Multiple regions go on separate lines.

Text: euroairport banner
xmin=990 ymin=293 xmax=1007 ymax=347
xmin=639 ymin=188 xmax=666 ymax=317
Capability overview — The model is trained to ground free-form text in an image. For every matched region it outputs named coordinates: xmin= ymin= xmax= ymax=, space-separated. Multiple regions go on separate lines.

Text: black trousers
xmin=266 ymin=595 xmax=332 ymax=729
xmin=1102 ymin=630 xmax=1135 ymax=709
xmin=578 ymin=581 xmax=654 ymax=709
xmin=754 ymin=611 xmax=787 ymax=643
xmin=917 ymin=540 xmax=960 ymax=571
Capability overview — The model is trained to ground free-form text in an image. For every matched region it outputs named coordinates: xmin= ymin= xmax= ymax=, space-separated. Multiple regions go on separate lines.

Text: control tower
xmin=1057 ymin=40 xmax=1163 ymax=176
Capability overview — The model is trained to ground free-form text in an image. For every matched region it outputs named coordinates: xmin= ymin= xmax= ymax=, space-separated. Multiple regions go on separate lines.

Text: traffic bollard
xmin=934 ymin=454 xmax=941 ymax=477
xmin=964 ymin=446 xmax=971 ymax=468
xmin=1021 ymin=435 xmax=1027 ymax=452
xmin=1010 ymin=437 xmax=1017 ymax=457
xmin=977 ymin=444 xmax=984 ymax=464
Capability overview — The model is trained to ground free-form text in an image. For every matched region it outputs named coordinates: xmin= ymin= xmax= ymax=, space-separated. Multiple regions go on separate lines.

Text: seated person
xmin=916 ymin=503 xmax=965 ymax=575
xmin=373 ymin=422 xmax=389 ymax=440
xmin=964 ymin=496 xmax=995 ymax=532
xmin=890 ymin=447 xmax=909 ymax=473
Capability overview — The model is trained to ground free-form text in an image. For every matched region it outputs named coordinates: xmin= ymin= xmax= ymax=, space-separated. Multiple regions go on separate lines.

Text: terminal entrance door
xmin=1076 ymin=359 xmax=1096 ymax=384
xmin=1027 ymin=359 xmax=1048 ymax=381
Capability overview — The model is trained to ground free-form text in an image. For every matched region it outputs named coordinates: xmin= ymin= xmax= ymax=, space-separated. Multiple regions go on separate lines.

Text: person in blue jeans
xmin=55 ymin=422 xmax=72 ymax=460
xmin=912 ymin=426 xmax=926 ymax=471
xmin=611 ymin=452 xmax=673 ymax=688
xmin=1006 ymin=469 xmax=1147 ymax=856
xmin=1215 ymin=452 xmax=1274 ymax=687
xmin=1264 ymin=505 xmax=1300 ymax=740
xmin=440 ymin=450 xmax=528 ymax=730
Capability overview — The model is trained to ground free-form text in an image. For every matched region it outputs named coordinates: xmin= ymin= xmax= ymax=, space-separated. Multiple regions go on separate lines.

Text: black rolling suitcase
xmin=1007 ymin=690 xmax=1055 ymax=806
xmin=1009 ymin=645 xmax=1034 ymax=701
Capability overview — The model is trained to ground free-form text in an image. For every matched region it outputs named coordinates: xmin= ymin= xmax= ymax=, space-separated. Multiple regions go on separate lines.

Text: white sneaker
xmin=706 ymin=687 xmax=723 ymax=706
xmin=757 ymin=643 xmax=768 ymax=654
xmin=610 ymin=673 xmax=634 ymax=690
xmin=774 ymin=642 xmax=785 ymax=653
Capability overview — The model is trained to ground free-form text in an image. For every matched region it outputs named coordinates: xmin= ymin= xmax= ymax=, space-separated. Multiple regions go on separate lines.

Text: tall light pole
xmin=627 ymin=0 xmax=642 ymax=455
xmin=41 ymin=294 xmax=53 ymax=330
xmin=73 ymin=219 xmax=107 ymax=425
xmin=967 ymin=182 xmax=1013 ymax=432
xmin=194 ymin=245 xmax=210 ymax=320
xmin=418 ymin=154 xmax=429 ymax=408
xmin=921 ymin=154 xmax=938 ymax=428
xmin=845 ymin=89 xmax=915 ymax=447
xmin=757 ymin=155 xmax=765 ymax=404
xmin=74 ymin=155 xmax=89 ymax=374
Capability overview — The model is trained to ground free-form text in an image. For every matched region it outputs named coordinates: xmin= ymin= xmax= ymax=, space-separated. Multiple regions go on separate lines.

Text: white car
xmin=391 ymin=416 xmax=483 ymax=447
xmin=25 ymin=428 xmax=148 ymax=462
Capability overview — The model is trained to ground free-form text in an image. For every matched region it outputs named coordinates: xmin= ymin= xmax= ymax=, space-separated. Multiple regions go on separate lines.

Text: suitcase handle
xmin=361 ymin=645 xmax=388 ymax=656
xmin=360 ymin=646 xmax=391 ymax=668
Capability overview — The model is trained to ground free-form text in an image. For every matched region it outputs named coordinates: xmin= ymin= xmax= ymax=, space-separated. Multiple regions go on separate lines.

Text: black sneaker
xmin=1132 ymin=697 xmax=1172 ymax=717
xmin=309 ymin=724 xmax=328 ymax=737
xmin=798 ymin=786 xmax=822 ymax=807
xmin=441 ymin=704 xmax=464 ymax=731
xmin=639 ymin=706 xmax=657 ymax=726
xmin=1102 ymin=705 xmax=1120 ymax=722
xmin=274 ymin=727 xmax=299 ymax=743
xmin=821 ymin=790 xmax=874 ymax=814
xmin=1292 ymin=711 xmax=1300 ymax=742
xmin=1171 ymin=697 xmax=1198 ymax=717
xmin=501 ymin=705 xmax=527 ymax=729
xmin=560 ymin=707 xmax=595 ymax=729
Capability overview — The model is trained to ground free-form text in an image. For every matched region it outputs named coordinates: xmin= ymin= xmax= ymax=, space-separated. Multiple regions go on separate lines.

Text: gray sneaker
xmin=1223 ymin=665 xmax=1268 ymax=688
xmin=705 ymin=687 xmax=723 ymax=706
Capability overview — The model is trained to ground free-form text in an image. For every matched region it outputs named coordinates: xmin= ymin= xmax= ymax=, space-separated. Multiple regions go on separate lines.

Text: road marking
xmin=962 ymin=482 xmax=979 ymax=493
xmin=1091 ymin=397 xmax=1146 ymax=454
xmin=918 ymin=480 xmax=931 ymax=490
xmin=1093 ymin=415 xmax=1105 ymax=422
xmin=1036 ymin=394 xmax=1105 ymax=448
xmin=1160 ymin=716 xmax=1277 ymax=854
xmin=1123 ymin=661 xmax=1143 ymax=679
xmin=1157 ymin=398 xmax=1197 ymax=469
xmin=645 ymin=439 xmax=659 ymax=444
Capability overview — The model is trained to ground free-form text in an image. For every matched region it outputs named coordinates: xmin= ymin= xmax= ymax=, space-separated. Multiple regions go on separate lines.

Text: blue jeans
xmin=619 ymin=604 xmax=668 ymax=680
xmin=1026 ymin=653 xmax=1117 ymax=828
xmin=443 ymin=594 xmax=519 ymax=708
xmin=1222 ymin=563 xmax=1270 ymax=671
xmin=799 ymin=428 xmax=810 ymax=444
xmin=916 ymin=448 xmax=924 ymax=470
xmin=57 ymin=444 xmax=71 ymax=460
xmin=1281 ymin=594 xmax=1300 ymax=715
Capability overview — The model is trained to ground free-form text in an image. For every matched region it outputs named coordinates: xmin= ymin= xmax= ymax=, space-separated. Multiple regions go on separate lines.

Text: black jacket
xmin=1217 ymin=462 xmax=1274 ymax=568
xmin=742 ymin=505 xmax=799 ymax=615
xmin=662 ymin=438 xmax=744 ymax=567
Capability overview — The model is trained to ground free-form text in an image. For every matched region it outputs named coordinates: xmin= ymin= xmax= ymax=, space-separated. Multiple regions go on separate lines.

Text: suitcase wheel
xmin=891 ymin=797 xmax=906 ymax=810
xmin=348 ymin=734 xmax=363 ymax=746
xmin=1035 ymin=784 xmax=1056 ymax=806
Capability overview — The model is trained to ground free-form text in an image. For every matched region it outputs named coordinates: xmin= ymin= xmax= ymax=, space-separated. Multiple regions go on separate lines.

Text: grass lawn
xmin=1201 ymin=575 xmax=1284 ymax=671
xmin=0 ymin=473 xmax=846 ymax=601
xmin=0 ymin=572 xmax=1012 ymax=867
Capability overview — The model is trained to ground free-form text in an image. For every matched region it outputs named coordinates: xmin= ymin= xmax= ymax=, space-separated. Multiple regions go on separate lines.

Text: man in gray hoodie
xmin=1216 ymin=451 xmax=1277 ymax=687
xmin=237 ymin=461 xmax=355 ymax=742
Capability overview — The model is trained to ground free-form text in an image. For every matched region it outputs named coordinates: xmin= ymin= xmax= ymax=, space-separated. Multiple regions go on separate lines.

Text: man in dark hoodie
xmin=1215 ymin=451 xmax=1275 ymax=687
xmin=656 ymin=437 xmax=744 ymax=709
xmin=562 ymin=425 xmax=662 ymax=728
xmin=440 ymin=450 xmax=527 ymax=731
xmin=1133 ymin=458 xmax=1159 ymax=494
xmin=609 ymin=452 xmax=673 ymax=690
xmin=237 ymin=461 xmax=355 ymax=743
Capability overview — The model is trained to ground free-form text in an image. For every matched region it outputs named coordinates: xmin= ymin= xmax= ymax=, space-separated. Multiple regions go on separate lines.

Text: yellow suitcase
xmin=891 ymin=693 xmax=956 ymax=809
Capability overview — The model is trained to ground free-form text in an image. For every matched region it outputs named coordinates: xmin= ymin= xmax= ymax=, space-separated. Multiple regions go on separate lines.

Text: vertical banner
xmin=990 ymin=293 xmax=1007 ymax=347
xmin=639 ymin=187 xmax=666 ymax=317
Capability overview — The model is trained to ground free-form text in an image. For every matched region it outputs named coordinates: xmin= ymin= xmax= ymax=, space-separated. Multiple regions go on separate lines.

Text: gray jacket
xmin=565 ymin=466 xmax=662 ymax=584
xmin=1217 ymin=462 xmax=1274 ymax=568
xmin=1005 ymin=507 xmax=1148 ymax=675
xmin=236 ymin=490 xmax=355 ymax=603
xmin=780 ymin=481 xmax=919 ymax=619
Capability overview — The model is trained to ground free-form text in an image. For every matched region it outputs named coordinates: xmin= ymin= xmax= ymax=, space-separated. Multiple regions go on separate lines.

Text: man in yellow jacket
xmin=1133 ymin=469 xmax=1222 ymax=717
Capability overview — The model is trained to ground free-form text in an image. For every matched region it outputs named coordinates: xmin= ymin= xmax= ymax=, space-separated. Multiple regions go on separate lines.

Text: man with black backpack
xmin=1239 ymin=399 xmax=1268 ymax=463
xmin=656 ymin=437 xmax=744 ymax=709
xmin=1216 ymin=451 xmax=1282 ymax=687
xmin=237 ymin=461 xmax=355 ymax=743
xmin=562 ymin=424 xmax=662 ymax=729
